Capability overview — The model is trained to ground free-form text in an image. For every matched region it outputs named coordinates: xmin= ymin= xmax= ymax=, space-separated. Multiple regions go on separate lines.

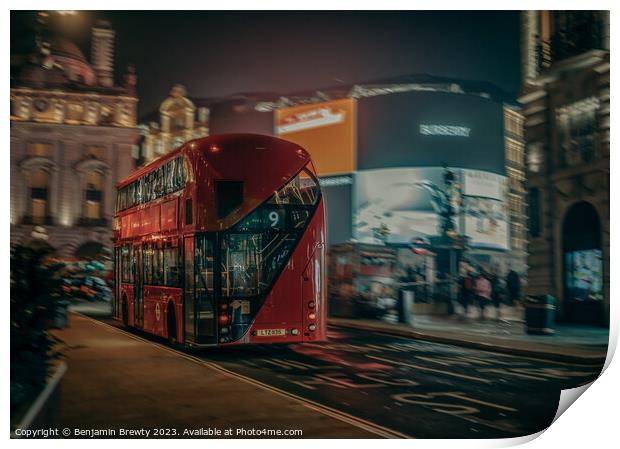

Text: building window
xmin=84 ymin=171 xmax=104 ymax=220
xmin=173 ymin=136 xmax=184 ymax=148
xmin=85 ymin=145 xmax=106 ymax=160
xmin=173 ymin=114 xmax=185 ymax=130
xmin=527 ymin=188 xmax=541 ymax=238
xmin=556 ymin=97 xmax=599 ymax=167
xmin=504 ymin=112 xmax=523 ymax=138
xmin=155 ymin=138 xmax=163 ymax=155
xmin=550 ymin=11 xmax=605 ymax=62
xmin=506 ymin=139 xmax=524 ymax=166
xmin=27 ymin=142 xmax=53 ymax=158
xmin=29 ymin=168 xmax=50 ymax=224
xmin=198 ymin=107 xmax=208 ymax=123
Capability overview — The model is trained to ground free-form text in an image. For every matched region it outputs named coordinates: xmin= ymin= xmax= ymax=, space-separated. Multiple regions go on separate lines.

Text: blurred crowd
xmin=458 ymin=266 xmax=522 ymax=320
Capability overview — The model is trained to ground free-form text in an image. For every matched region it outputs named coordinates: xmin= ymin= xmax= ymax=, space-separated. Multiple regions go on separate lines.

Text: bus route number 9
xmin=265 ymin=209 xmax=285 ymax=230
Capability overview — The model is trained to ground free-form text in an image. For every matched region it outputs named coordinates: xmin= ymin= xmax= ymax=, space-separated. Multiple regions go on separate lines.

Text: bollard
xmin=398 ymin=289 xmax=414 ymax=326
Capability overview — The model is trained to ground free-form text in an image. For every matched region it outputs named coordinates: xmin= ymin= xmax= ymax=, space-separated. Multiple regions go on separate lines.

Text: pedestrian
xmin=489 ymin=271 xmax=502 ymax=319
xmin=459 ymin=271 xmax=473 ymax=318
xmin=506 ymin=269 xmax=521 ymax=306
xmin=474 ymin=270 xmax=492 ymax=319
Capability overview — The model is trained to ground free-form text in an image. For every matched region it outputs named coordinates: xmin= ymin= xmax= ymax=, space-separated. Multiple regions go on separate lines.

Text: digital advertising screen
xmin=353 ymin=167 xmax=509 ymax=250
xmin=275 ymin=98 xmax=356 ymax=176
xmin=356 ymin=91 xmax=506 ymax=174
xmin=318 ymin=174 xmax=353 ymax=245
xmin=565 ymin=249 xmax=604 ymax=301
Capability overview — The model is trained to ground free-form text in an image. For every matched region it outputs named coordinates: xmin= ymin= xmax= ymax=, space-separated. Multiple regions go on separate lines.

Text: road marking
xmin=263 ymin=359 xmax=296 ymax=370
xmin=439 ymin=392 xmax=518 ymax=412
xmin=391 ymin=391 xmax=517 ymax=413
xmin=391 ymin=393 xmax=522 ymax=434
xmin=479 ymin=368 xmax=547 ymax=381
xmin=78 ymin=314 xmax=410 ymax=439
xmin=366 ymin=355 xmax=493 ymax=384
xmin=314 ymin=373 xmax=384 ymax=389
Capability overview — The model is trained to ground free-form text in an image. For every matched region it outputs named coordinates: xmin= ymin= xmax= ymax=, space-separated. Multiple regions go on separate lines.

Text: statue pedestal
xmin=429 ymin=235 xmax=470 ymax=302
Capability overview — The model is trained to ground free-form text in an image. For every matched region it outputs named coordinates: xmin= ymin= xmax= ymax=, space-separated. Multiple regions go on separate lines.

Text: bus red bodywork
xmin=113 ymin=134 xmax=326 ymax=347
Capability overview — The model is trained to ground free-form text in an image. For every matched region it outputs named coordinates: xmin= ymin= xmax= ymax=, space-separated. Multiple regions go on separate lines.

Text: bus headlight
xmin=290 ymin=328 xmax=299 ymax=336
xmin=308 ymin=324 xmax=316 ymax=332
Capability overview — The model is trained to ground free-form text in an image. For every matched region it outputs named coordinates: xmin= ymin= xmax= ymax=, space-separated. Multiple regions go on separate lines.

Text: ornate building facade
xmin=137 ymin=84 xmax=209 ymax=163
xmin=519 ymin=11 xmax=610 ymax=325
xmin=10 ymin=16 xmax=139 ymax=257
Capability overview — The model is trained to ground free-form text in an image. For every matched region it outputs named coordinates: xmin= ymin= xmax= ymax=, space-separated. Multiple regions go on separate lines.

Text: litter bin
xmin=397 ymin=289 xmax=414 ymax=326
xmin=54 ymin=298 xmax=70 ymax=329
xmin=524 ymin=295 xmax=555 ymax=335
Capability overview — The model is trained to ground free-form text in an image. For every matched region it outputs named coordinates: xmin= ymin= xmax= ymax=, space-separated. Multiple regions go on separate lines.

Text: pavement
xmin=328 ymin=303 xmax=609 ymax=364
xmin=53 ymin=313 xmax=378 ymax=438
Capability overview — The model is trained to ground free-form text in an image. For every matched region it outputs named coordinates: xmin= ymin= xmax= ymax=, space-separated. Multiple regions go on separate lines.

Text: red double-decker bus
xmin=113 ymin=134 xmax=326 ymax=347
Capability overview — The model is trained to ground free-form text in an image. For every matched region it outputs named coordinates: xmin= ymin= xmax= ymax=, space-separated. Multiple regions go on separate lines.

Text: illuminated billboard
xmin=275 ymin=98 xmax=356 ymax=176
xmin=354 ymin=167 xmax=509 ymax=250
xmin=357 ymin=91 xmax=505 ymax=175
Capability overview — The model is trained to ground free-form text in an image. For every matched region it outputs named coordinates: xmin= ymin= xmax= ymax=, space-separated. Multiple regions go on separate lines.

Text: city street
xmin=91 ymin=313 xmax=604 ymax=438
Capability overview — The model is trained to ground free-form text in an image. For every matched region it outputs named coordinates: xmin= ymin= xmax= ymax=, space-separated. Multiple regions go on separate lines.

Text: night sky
xmin=11 ymin=10 xmax=521 ymax=117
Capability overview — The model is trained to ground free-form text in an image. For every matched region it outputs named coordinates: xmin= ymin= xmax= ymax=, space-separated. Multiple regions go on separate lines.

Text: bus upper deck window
xmin=216 ymin=181 xmax=244 ymax=219
xmin=185 ymin=198 xmax=193 ymax=225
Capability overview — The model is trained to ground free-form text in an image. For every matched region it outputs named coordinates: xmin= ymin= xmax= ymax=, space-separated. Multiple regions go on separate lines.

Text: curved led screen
xmin=357 ymin=91 xmax=505 ymax=175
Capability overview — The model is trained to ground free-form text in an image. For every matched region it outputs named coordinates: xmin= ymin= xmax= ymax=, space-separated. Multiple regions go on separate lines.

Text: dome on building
xmin=51 ymin=37 xmax=89 ymax=64
xmin=49 ymin=37 xmax=97 ymax=86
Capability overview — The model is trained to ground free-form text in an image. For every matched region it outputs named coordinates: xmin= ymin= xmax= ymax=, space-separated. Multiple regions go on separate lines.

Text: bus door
xmin=133 ymin=244 xmax=144 ymax=328
xmin=195 ymin=234 xmax=216 ymax=344
xmin=113 ymin=247 xmax=120 ymax=319
xmin=184 ymin=235 xmax=217 ymax=345
xmin=184 ymin=236 xmax=196 ymax=343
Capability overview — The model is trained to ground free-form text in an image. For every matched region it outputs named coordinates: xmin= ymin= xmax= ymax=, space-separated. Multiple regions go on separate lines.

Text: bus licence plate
xmin=256 ymin=328 xmax=286 ymax=337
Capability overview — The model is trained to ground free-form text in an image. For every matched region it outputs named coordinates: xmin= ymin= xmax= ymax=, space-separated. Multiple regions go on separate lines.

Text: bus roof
xmin=116 ymin=133 xmax=310 ymax=190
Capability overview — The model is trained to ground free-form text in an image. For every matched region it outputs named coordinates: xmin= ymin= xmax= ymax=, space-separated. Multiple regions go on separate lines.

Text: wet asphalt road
xmin=94 ymin=316 xmax=604 ymax=438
